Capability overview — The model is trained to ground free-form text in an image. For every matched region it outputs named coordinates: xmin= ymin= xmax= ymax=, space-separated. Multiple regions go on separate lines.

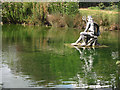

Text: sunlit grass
xmin=79 ymin=9 xmax=119 ymax=26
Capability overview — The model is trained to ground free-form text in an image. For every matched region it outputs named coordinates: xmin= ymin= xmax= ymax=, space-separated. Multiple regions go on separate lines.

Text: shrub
xmin=2 ymin=2 xmax=48 ymax=25
xmin=2 ymin=2 xmax=33 ymax=23
xmin=48 ymin=2 xmax=79 ymax=15
xmin=2 ymin=2 xmax=79 ymax=25
xmin=98 ymin=3 xmax=105 ymax=9
xmin=31 ymin=2 xmax=48 ymax=25
xmin=88 ymin=6 xmax=100 ymax=10
xmin=47 ymin=13 xmax=84 ymax=29
xmin=47 ymin=13 xmax=67 ymax=28
xmin=105 ymin=5 xmax=118 ymax=11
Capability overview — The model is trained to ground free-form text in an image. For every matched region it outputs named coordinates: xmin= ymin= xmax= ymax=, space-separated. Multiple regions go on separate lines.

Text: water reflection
xmin=2 ymin=25 xmax=119 ymax=88
xmin=75 ymin=46 xmax=95 ymax=72
xmin=74 ymin=47 xmax=95 ymax=74
xmin=73 ymin=46 xmax=118 ymax=88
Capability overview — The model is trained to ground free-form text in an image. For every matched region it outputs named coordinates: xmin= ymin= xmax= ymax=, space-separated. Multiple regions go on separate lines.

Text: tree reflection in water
xmin=74 ymin=46 xmax=116 ymax=88
xmin=2 ymin=24 xmax=119 ymax=88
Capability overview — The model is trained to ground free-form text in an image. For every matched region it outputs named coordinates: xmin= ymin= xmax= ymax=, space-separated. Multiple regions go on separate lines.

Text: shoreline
xmin=1 ymin=23 xmax=119 ymax=31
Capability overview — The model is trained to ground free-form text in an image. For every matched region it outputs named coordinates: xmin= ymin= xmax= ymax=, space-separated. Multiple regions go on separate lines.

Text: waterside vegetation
xmin=2 ymin=2 xmax=120 ymax=30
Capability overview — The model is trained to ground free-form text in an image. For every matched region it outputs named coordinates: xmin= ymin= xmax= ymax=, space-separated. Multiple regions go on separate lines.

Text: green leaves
xmin=2 ymin=2 xmax=32 ymax=23
xmin=98 ymin=3 xmax=105 ymax=9
xmin=48 ymin=2 xmax=79 ymax=15
xmin=2 ymin=2 xmax=79 ymax=25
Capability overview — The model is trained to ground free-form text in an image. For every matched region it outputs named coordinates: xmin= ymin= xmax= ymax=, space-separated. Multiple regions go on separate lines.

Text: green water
xmin=2 ymin=24 xmax=120 ymax=88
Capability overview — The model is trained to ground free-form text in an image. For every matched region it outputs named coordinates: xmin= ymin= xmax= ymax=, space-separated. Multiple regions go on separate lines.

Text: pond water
xmin=1 ymin=24 xmax=120 ymax=89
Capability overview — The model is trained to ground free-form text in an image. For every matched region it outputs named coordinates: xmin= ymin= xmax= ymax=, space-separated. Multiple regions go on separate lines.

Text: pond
xmin=1 ymin=24 xmax=120 ymax=89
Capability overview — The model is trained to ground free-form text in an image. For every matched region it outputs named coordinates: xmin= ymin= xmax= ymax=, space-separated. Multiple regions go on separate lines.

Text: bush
xmin=2 ymin=2 xmax=79 ymax=25
xmin=48 ymin=2 xmax=79 ymax=15
xmin=88 ymin=6 xmax=100 ymax=10
xmin=46 ymin=13 xmax=67 ymax=28
xmin=98 ymin=3 xmax=105 ymax=9
xmin=2 ymin=2 xmax=33 ymax=23
xmin=105 ymin=5 xmax=118 ymax=11
xmin=2 ymin=2 xmax=48 ymax=25
xmin=47 ymin=13 xmax=84 ymax=29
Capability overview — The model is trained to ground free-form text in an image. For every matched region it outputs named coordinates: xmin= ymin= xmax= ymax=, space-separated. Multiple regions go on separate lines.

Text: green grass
xmin=88 ymin=6 xmax=100 ymax=10
xmin=79 ymin=9 xmax=119 ymax=26
xmin=88 ymin=5 xmax=120 ymax=12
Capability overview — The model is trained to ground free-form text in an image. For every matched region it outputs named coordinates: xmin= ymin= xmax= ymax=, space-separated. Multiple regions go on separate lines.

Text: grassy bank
xmin=47 ymin=9 xmax=119 ymax=30
xmin=79 ymin=8 xmax=119 ymax=31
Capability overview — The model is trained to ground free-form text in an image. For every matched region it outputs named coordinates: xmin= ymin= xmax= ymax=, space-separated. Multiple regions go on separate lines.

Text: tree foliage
xmin=2 ymin=2 xmax=79 ymax=25
xmin=48 ymin=2 xmax=79 ymax=15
